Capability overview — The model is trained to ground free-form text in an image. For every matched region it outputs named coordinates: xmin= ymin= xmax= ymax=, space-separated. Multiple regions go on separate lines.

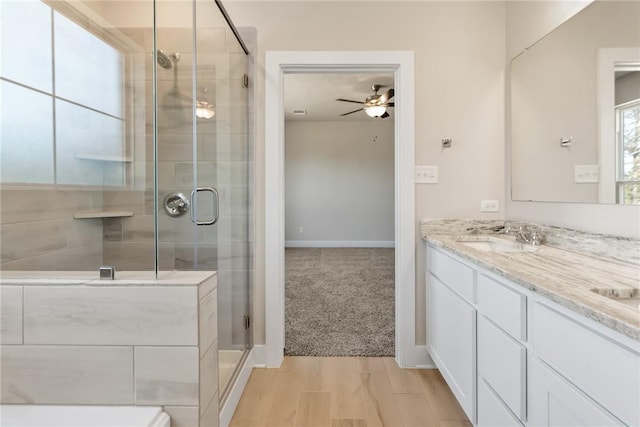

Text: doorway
xmin=283 ymin=72 xmax=395 ymax=356
xmin=264 ymin=50 xmax=418 ymax=368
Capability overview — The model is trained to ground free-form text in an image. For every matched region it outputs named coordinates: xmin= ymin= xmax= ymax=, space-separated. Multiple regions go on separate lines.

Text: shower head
xmin=156 ymin=50 xmax=180 ymax=70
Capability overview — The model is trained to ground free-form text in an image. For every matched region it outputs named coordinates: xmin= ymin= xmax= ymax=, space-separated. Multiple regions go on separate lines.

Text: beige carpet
xmin=285 ymin=247 xmax=395 ymax=356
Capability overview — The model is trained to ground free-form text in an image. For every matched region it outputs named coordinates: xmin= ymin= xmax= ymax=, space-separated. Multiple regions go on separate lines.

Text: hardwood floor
xmin=229 ymin=357 xmax=471 ymax=427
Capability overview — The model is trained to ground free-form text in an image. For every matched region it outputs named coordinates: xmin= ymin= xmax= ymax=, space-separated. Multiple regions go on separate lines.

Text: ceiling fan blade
xmin=336 ymin=98 xmax=366 ymax=105
xmin=340 ymin=108 xmax=363 ymax=116
xmin=379 ymin=88 xmax=394 ymax=104
xmin=380 ymin=111 xmax=390 ymax=119
xmin=385 ymin=102 xmax=394 ymax=107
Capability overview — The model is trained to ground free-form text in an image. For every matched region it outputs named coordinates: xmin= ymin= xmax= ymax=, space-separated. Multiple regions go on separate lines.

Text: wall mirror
xmin=511 ymin=0 xmax=640 ymax=204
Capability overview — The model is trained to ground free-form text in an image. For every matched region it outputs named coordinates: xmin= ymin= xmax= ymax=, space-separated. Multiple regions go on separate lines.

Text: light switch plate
xmin=574 ymin=165 xmax=599 ymax=183
xmin=480 ymin=200 xmax=499 ymax=212
xmin=416 ymin=165 xmax=438 ymax=184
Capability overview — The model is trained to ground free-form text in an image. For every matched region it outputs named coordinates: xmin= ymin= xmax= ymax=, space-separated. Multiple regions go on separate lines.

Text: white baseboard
xmin=285 ymin=240 xmax=395 ymax=248
xmin=252 ymin=344 xmax=266 ymax=367
xmin=219 ymin=348 xmax=255 ymax=427
xmin=397 ymin=345 xmax=435 ymax=368
xmin=413 ymin=345 xmax=436 ymax=368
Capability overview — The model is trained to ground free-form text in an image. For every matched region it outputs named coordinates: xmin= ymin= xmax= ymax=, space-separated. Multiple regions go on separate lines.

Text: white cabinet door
xmin=529 ymin=359 xmax=623 ymax=427
xmin=428 ymin=273 xmax=476 ymax=422
xmin=478 ymin=378 xmax=523 ymax=427
xmin=478 ymin=316 xmax=526 ymax=421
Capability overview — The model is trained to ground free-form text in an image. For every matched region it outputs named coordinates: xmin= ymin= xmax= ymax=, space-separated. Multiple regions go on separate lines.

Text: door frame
xmin=264 ymin=50 xmax=418 ymax=368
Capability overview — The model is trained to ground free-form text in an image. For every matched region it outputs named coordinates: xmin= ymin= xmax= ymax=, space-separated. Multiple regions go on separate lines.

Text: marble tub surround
xmin=0 ymin=272 xmax=219 ymax=427
xmin=420 ymin=218 xmax=640 ymax=265
xmin=0 ymin=269 xmax=216 ymax=286
xmin=425 ymin=233 xmax=640 ymax=341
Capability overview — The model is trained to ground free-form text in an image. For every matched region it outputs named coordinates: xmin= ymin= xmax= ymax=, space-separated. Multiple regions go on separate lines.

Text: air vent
xmin=292 ymin=109 xmax=307 ymax=115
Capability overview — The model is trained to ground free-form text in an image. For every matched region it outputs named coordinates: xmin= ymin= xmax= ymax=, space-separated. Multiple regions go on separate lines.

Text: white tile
xmin=135 ymin=347 xmax=199 ymax=406
xmin=200 ymin=392 xmax=219 ymax=427
xmin=0 ymin=345 xmax=133 ymax=404
xmin=24 ymin=286 xmax=197 ymax=345
xmin=199 ymin=288 xmax=218 ymax=357
xmin=0 ymin=286 xmax=22 ymax=344
xmin=199 ymin=273 xmax=217 ymax=299
xmin=0 ymin=220 xmax=68 ymax=263
xmin=0 ymin=244 xmax=103 ymax=272
xmin=163 ymin=406 xmax=199 ymax=427
xmin=200 ymin=343 xmax=218 ymax=417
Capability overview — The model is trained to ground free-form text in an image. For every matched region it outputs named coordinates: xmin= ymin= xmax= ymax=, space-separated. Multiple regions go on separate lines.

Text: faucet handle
xmin=529 ymin=229 xmax=545 ymax=245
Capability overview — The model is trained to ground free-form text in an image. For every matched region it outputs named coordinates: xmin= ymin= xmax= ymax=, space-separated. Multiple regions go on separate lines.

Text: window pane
xmin=0 ymin=0 xmax=53 ymax=92
xmin=620 ymin=183 xmax=640 ymax=205
xmin=55 ymin=99 xmax=125 ymax=186
xmin=621 ymin=103 xmax=640 ymax=181
xmin=0 ymin=81 xmax=54 ymax=183
xmin=54 ymin=11 xmax=123 ymax=117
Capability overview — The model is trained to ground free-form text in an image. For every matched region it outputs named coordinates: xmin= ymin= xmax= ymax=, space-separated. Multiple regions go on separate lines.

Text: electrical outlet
xmin=480 ymin=200 xmax=499 ymax=212
xmin=298 ymin=227 xmax=304 ymax=234
xmin=574 ymin=165 xmax=599 ymax=183
xmin=415 ymin=165 xmax=438 ymax=184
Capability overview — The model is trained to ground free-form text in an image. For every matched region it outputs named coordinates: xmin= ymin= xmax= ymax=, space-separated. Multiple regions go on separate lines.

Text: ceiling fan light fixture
xmin=365 ymin=105 xmax=386 ymax=118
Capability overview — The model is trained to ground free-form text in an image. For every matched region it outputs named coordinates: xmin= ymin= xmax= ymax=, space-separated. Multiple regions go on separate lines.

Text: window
xmin=0 ymin=0 xmax=126 ymax=186
xmin=616 ymin=100 xmax=640 ymax=204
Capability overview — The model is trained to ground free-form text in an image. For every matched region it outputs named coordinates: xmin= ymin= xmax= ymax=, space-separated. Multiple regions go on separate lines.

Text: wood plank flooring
xmin=230 ymin=357 xmax=471 ymax=427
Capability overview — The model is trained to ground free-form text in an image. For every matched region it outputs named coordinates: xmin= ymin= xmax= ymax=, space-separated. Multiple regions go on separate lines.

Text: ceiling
xmin=283 ymin=73 xmax=395 ymax=122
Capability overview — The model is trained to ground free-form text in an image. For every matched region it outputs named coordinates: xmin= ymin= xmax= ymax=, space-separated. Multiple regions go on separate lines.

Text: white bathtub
xmin=0 ymin=405 xmax=170 ymax=427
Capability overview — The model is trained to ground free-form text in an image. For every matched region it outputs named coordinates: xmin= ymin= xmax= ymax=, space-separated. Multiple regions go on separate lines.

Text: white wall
xmin=285 ymin=120 xmax=394 ymax=247
xmin=226 ymin=0 xmax=507 ymax=346
xmin=506 ymin=0 xmax=640 ymax=239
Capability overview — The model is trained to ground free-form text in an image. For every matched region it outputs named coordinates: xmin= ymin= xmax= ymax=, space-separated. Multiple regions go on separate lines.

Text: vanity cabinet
xmin=426 ymin=243 xmax=640 ymax=427
xmin=530 ymin=300 xmax=639 ymax=426
xmin=427 ymin=249 xmax=476 ymax=421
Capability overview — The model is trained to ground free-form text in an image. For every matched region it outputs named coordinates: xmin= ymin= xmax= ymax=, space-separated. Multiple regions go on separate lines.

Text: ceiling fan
xmin=337 ymin=84 xmax=395 ymax=118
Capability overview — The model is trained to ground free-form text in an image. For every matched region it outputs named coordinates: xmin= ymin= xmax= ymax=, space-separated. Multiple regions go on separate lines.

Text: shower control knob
xmin=163 ymin=192 xmax=190 ymax=218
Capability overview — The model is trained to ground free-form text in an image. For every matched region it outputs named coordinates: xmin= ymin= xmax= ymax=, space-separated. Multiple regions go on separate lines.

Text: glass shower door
xmin=155 ymin=0 xmax=252 ymax=401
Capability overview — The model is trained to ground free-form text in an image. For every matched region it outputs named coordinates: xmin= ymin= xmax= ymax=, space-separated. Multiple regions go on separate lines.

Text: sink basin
xmin=456 ymin=236 xmax=540 ymax=253
xmin=591 ymin=288 xmax=640 ymax=310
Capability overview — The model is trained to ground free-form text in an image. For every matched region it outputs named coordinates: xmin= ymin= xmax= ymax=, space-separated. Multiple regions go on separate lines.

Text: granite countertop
xmin=423 ymin=230 xmax=640 ymax=342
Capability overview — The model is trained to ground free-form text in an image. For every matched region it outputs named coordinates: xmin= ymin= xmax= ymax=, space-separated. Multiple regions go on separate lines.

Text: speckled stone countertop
xmin=421 ymin=220 xmax=640 ymax=342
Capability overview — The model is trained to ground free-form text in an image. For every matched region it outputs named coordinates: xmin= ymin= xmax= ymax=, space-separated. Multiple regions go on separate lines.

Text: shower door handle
xmin=190 ymin=187 xmax=220 ymax=226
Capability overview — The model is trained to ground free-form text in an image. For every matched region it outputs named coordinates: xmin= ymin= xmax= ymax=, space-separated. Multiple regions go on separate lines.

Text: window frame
xmin=0 ymin=0 xmax=134 ymax=189
xmin=615 ymin=98 xmax=640 ymax=204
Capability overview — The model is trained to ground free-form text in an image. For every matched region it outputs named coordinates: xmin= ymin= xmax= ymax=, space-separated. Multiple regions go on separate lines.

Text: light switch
xmin=574 ymin=165 xmax=599 ymax=183
xmin=416 ymin=165 xmax=438 ymax=184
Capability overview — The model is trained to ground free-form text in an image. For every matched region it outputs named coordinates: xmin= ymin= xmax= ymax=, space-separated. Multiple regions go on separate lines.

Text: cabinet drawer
xmin=477 ymin=273 xmax=526 ymax=341
xmin=478 ymin=378 xmax=523 ymax=427
xmin=478 ymin=316 xmax=526 ymax=421
xmin=428 ymin=246 xmax=475 ymax=303
xmin=529 ymin=358 xmax=623 ymax=426
xmin=533 ymin=302 xmax=640 ymax=426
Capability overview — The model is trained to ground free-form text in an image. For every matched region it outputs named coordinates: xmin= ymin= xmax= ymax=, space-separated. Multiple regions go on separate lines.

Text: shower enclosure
xmin=0 ymin=0 xmax=252 ymax=402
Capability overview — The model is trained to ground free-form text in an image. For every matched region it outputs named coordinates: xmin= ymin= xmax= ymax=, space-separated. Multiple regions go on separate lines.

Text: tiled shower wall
xmin=0 ymin=189 xmax=103 ymax=271
xmin=100 ymin=26 xmax=253 ymax=350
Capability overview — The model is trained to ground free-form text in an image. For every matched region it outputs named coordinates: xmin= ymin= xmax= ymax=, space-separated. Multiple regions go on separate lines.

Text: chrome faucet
xmin=505 ymin=225 xmax=545 ymax=246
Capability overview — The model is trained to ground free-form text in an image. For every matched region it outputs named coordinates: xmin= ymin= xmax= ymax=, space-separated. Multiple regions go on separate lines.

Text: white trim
xmin=285 ymin=240 xmax=395 ymax=248
xmin=219 ymin=349 xmax=255 ymax=427
xmin=265 ymin=50 xmax=416 ymax=368
xmin=597 ymin=47 xmax=640 ymax=204
xmin=251 ymin=344 xmax=266 ymax=367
